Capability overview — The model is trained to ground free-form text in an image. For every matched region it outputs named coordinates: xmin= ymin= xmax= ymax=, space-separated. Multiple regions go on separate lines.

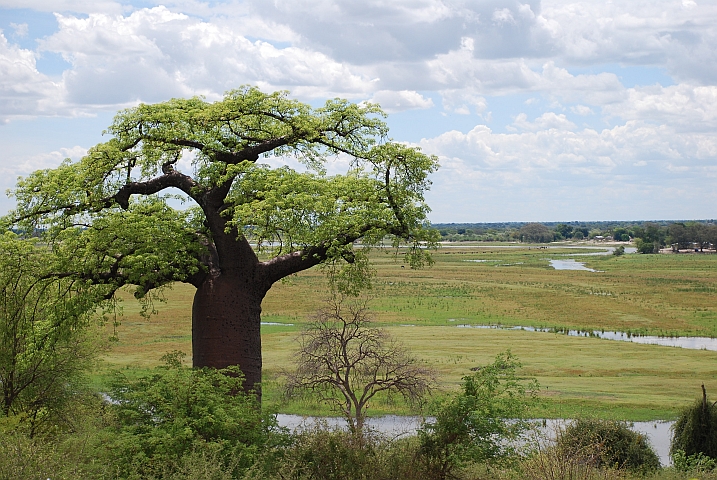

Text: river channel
xmin=275 ymin=415 xmax=675 ymax=466
xmin=453 ymin=324 xmax=717 ymax=351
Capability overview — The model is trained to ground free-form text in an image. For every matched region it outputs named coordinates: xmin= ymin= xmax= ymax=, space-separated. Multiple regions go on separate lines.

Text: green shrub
xmin=520 ymin=439 xmax=625 ymax=480
xmin=0 ymin=394 xmax=116 ymax=479
xmin=672 ymin=449 xmax=717 ymax=474
xmin=417 ymin=351 xmax=538 ymax=480
xmin=556 ymin=418 xmax=660 ymax=473
xmin=671 ymin=385 xmax=717 ymax=461
xmin=271 ymin=425 xmax=376 ymax=480
xmin=635 ymin=238 xmax=660 ymax=254
xmin=262 ymin=425 xmax=425 ymax=480
xmin=101 ymin=351 xmax=287 ymax=479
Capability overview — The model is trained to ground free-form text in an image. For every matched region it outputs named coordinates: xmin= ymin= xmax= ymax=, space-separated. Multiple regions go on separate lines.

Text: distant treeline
xmin=432 ymin=220 xmax=717 ymax=253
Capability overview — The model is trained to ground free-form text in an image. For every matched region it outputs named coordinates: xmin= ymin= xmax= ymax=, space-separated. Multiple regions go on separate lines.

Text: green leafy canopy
xmin=6 ymin=86 xmax=439 ymax=295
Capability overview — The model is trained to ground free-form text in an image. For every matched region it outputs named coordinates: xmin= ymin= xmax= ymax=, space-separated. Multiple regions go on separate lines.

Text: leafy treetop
xmin=8 ymin=86 xmax=439 ymax=298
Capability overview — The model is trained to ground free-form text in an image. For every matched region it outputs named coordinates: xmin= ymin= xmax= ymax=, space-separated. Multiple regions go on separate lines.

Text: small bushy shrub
xmin=672 ymin=449 xmax=717 ymax=474
xmin=0 ymin=394 xmax=115 ymax=480
xmin=671 ymin=386 xmax=717 ymax=461
xmin=521 ymin=439 xmax=625 ymax=480
xmin=417 ymin=351 xmax=538 ymax=480
xmin=556 ymin=419 xmax=660 ymax=474
xmin=261 ymin=425 xmax=426 ymax=480
xmin=272 ymin=425 xmax=377 ymax=480
xmin=102 ymin=351 xmax=287 ymax=479
xmin=635 ymin=238 xmax=660 ymax=254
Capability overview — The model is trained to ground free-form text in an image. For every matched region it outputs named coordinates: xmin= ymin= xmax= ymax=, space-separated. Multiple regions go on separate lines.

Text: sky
xmin=1 ymin=0 xmax=716 ymax=223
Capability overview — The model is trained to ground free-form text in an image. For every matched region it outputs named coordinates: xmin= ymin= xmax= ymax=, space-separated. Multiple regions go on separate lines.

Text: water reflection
xmin=549 ymin=259 xmax=602 ymax=272
xmin=455 ymin=324 xmax=717 ymax=351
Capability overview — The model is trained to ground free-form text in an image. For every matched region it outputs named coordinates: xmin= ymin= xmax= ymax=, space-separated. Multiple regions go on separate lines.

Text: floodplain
xmin=102 ymin=243 xmax=717 ymax=421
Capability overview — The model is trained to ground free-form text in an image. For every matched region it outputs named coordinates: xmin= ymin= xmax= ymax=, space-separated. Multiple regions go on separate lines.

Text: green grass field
xmin=100 ymin=243 xmax=717 ymax=421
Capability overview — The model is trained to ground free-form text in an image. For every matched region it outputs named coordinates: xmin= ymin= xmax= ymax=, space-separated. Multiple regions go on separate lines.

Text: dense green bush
xmin=521 ymin=439 xmax=625 ymax=480
xmin=0 ymin=393 xmax=116 ymax=479
xmin=556 ymin=418 xmax=660 ymax=473
xmin=417 ymin=351 xmax=538 ymax=480
xmin=0 ymin=233 xmax=108 ymax=436
xmin=257 ymin=424 xmax=426 ymax=480
xmin=101 ymin=351 xmax=287 ymax=479
xmin=671 ymin=385 xmax=717 ymax=461
xmin=672 ymin=449 xmax=717 ymax=474
xmin=269 ymin=425 xmax=378 ymax=480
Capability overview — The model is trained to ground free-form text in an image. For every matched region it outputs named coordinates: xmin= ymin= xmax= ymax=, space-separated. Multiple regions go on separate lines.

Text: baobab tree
xmin=7 ymin=86 xmax=438 ymax=397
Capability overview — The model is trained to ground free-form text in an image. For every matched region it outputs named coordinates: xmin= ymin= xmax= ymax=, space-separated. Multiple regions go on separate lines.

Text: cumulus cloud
xmin=367 ymin=90 xmax=433 ymax=113
xmin=418 ymin=120 xmax=717 ymax=221
xmin=40 ymin=8 xmax=374 ymax=105
xmin=3 ymin=0 xmax=715 ymax=122
xmin=3 ymin=0 xmax=717 ymax=223
xmin=511 ymin=112 xmax=577 ymax=131
xmin=603 ymin=84 xmax=717 ymax=132
xmin=248 ymin=0 xmax=473 ymax=64
xmin=0 ymin=32 xmax=65 ymax=121
xmin=570 ymin=105 xmax=594 ymax=116
xmin=0 ymin=145 xmax=88 ymax=203
xmin=0 ymin=0 xmax=124 ymax=14
xmin=440 ymin=89 xmax=487 ymax=115
xmin=541 ymin=0 xmax=717 ymax=83
xmin=423 ymin=50 xmax=626 ymax=104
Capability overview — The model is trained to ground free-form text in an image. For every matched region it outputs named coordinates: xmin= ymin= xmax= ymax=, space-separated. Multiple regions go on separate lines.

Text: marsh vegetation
xmin=3 ymin=242 xmax=717 ymax=479
xmin=97 ymin=243 xmax=717 ymax=420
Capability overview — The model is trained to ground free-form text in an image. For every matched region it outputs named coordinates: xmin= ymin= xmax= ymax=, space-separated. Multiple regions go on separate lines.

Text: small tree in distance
xmin=285 ymin=295 xmax=435 ymax=436
xmin=517 ymin=223 xmax=554 ymax=243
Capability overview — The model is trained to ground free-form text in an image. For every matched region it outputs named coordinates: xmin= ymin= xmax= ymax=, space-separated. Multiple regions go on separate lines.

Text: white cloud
xmin=603 ymin=84 xmax=717 ymax=131
xmin=0 ymin=33 xmax=65 ymax=121
xmin=570 ymin=105 xmax=594 ymax=116
xmin=37 ymin=7 xmax=373 ymax=107
xmin=492 ymin=8 xmax=516 ymax=26
xmin=423 ymin=53 xmax=626 ymax=104
xmin=9 ymin=23 xmax=28 ymax=38
xmin=439 ymin=89 xmax=486 ymax=115
xmin=0 ymin=145 xmax=87 ymax=177
xmin=367 ymin=90 xmax=433 ymax=113
xmin=418 ymin=120 xmax=717 ymax=221
xmin=3 ymin=0 xmax=717 ymax=221
xmin=537 ymin=62 xmax=626 ymax=105
xmin=0 ymin=0 xmax=124 ymax=14
xmin=512 ymin=112 xmax=577 ymax=131
xmin=541 ymin=0 xmax=717 ymax=83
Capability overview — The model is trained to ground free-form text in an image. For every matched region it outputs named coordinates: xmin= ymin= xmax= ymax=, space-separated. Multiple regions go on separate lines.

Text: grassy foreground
xmin=101 ymin=243 xmax=717 ymax=420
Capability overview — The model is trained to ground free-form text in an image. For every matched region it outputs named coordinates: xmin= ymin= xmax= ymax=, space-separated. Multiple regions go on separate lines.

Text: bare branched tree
xmin=285 ymin=295 xmax=435 ymax=436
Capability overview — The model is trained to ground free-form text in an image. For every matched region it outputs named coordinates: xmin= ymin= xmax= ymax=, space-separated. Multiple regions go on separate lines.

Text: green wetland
xmin=104 ymin=243 xmax=717 ymax=422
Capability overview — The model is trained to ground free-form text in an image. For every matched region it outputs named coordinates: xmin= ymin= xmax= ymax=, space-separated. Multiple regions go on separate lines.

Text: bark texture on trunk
xmin=192 ymin=273 xmax=266 ymax=396
xmin=189 ymin=200 xmax=324 ymax=399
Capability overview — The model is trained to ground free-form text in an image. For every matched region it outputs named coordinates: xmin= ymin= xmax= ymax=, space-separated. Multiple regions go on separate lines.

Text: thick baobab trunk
xmin=191 ymin=273 xmax=266 ymax=396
